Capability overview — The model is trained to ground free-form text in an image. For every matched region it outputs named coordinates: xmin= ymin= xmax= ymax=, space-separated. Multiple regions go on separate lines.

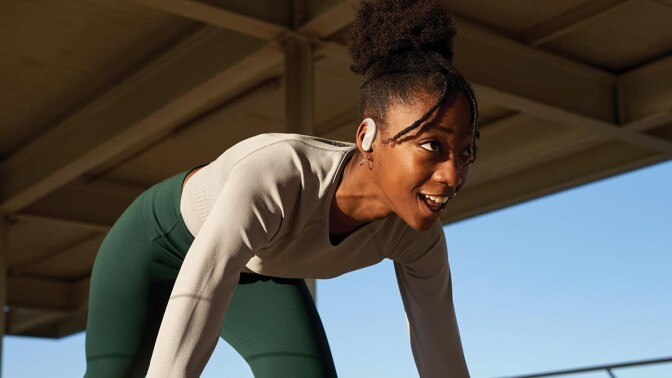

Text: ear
xmin=356 ymin=118 xmax=377 ymax=152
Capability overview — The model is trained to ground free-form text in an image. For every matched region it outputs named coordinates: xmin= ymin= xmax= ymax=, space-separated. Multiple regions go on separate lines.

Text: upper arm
xmin=393 ymin=223 xmax=451 ymax=311
xmin=392 ymin=221 xmax=449 ymax=277
xmin=147 ymin=153 xmax=302 ymax=376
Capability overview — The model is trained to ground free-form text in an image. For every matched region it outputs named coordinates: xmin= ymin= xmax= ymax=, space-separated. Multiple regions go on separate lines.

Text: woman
xmin=84 ymin=0 xmax=478 ymax=377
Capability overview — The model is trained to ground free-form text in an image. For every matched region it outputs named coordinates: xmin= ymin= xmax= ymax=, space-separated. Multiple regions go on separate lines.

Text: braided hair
xmin=347 ymin=0 xmax=479 ymax=162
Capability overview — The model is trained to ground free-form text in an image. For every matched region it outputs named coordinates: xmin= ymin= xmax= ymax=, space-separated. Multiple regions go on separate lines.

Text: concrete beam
xmin=132 ymin=0 xmax=672 ymax=140
xmin=316 ymin=108 xmax=358 ymax=137
xmin=619 ymin=54 xmax=672 ymax=125
xmin=623 ymin=110 xmax=672 ymax=133
xmin=471 ymin=84 xmax=672 ymax=154
xmin=298 ymin=0 xmax=356 ymax=38
xmin=6 ymin=278 xmax=89 ymax=335
xmin=10 ymin=235 xmax=102 ymax=277
xmin=317 ymin=31 xmax=614 ymax=120
xmin=134 ymin=0 xmax=356 ymax=41
xmin=444 ymin=141 xmax=669 ymax=224
xmin=7 ymin=277 xmax=80 ymax=312
xmin=0 ymin=27 xmax=283 ymax=213
xmin=521 ymin=0 xmax=637 ymax=47
xmin=453 ymin=18 xmax=617 ymax=123
xmin=20 ymin=179 xmax=150 ymax=227
xmin=10 ymin=213 xmax=110 ymax=234
xmin=467 ymin=114 xmax=601 ymax=187
xmin=460 ymin=17 xmax=672 ymax=136
xmin=314 ymin=39 xmax=672 ymax=154
xmin=7 ymin=309 xmax=72 ymax=335
xmin=132 ymin=0 xmax=290 ymax=40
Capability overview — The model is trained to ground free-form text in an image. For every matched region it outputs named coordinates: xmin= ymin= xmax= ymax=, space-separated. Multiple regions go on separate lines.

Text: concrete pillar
xmin=283 ymin=33 xmax=318 ymax=301
xmin=283 ymin=34 xmax=315 ymax=136
xmin=0 ymin=214 xmax=7 ymax=377
xmin=304 ymin=279 xmax=317 ymax=303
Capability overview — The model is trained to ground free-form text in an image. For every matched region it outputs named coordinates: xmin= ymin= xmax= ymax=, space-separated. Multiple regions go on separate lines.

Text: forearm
xmin=147 ymin=290 xmax=232 ymax=376
xmin=396 ymin=262 xmax=469 ymax=377
xmin=147 ymin=253 xmax=248 ymax=377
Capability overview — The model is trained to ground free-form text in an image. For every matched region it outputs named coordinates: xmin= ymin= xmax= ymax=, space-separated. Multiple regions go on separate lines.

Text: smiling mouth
xmin=418 ymin=193 xmax=454 ymax=214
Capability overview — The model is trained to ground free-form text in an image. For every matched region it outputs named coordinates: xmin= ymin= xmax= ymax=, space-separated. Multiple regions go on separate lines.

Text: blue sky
xmin=4 ymin=160 xmax=672 ymax=377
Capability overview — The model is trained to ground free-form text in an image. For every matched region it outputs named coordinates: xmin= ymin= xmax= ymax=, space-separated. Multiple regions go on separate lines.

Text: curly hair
xmin=347 ymin=0 xmax=478 ymax=154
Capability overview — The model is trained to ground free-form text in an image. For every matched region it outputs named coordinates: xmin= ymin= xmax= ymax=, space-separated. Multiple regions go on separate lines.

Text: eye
xmin=420 ymin=141 xmax=441 ymax=152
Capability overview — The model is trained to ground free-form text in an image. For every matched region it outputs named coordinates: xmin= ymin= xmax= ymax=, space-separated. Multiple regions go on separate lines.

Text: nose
xmin=433 ymin=158 xmax=464 ymax=189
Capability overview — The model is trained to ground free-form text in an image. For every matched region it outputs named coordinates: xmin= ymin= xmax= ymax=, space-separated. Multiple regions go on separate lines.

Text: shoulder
xmin=230 ymin=133 xmax=355 ymax=158
xmin=227 ymin=133 xmax=354 ymax=171
xmin=221 ymin=134 xmax=355 ymax=190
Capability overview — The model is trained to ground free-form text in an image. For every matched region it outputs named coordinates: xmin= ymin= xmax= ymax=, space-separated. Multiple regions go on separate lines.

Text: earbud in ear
xmin=361 ymin=118 xmax=377 ymax=152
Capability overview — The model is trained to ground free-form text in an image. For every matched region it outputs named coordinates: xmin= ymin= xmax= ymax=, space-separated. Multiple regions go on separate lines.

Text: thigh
xmin=84 ymin=203 xmax=178 ymax=378
xmin=221 ymin=275 xmax=337 ymax=378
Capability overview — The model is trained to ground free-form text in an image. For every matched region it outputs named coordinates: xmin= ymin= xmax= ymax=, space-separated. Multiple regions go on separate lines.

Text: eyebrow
xmin=404 ymin=121 xmax=455 ymax=141
xmin=419 ymin=122 xmax=455 ymax=134
xmin=436 ymin=125 xmax=455 ymax=133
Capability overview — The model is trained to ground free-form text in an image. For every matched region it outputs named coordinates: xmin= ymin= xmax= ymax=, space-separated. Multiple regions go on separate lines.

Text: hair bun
xmin=347 ymin=0 xmax=456 ymax=75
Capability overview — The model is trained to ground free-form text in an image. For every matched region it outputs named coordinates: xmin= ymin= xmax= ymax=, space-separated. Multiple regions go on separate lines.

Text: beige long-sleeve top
xmin=147 ymin=133 xmax=469 ymax=377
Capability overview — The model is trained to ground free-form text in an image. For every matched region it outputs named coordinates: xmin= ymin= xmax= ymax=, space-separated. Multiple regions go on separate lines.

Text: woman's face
xmin=368 ymin=93 xmax=475 ymax=231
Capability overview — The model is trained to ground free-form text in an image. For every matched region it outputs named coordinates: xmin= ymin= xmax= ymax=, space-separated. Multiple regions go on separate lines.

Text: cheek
xmin=459 ymin=164 xmax=472 ymax=188
xmin=377 ymin=151 xmax=420 ymax=190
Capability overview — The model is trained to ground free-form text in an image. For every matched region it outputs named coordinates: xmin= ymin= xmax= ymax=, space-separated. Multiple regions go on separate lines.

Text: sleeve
xmin=392 ymin=222 xmax=470 ymax=378
xmin=147 ymin=159 xmax=298 ymax=377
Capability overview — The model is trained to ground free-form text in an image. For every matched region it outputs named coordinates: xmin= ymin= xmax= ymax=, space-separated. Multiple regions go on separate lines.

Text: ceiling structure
xmin=0 ymin=0 xmax=670 ymax=342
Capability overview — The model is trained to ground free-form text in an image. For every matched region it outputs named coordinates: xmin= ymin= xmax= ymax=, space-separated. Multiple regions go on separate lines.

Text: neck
xmin=329 ymin=151 xmax=391 ymax=237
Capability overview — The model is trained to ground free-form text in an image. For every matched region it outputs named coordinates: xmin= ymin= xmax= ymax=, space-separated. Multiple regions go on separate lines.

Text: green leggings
xmin=84 ymin=167 xmax=337 ymax=377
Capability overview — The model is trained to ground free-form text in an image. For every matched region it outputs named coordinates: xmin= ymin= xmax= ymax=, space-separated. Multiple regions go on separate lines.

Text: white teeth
xmin=423 ymin=194 xmax=450 ymax=204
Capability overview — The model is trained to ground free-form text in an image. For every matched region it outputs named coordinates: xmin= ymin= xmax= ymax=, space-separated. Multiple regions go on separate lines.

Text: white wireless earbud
xmin=361 ymin=118 xmax=377 ymax=152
